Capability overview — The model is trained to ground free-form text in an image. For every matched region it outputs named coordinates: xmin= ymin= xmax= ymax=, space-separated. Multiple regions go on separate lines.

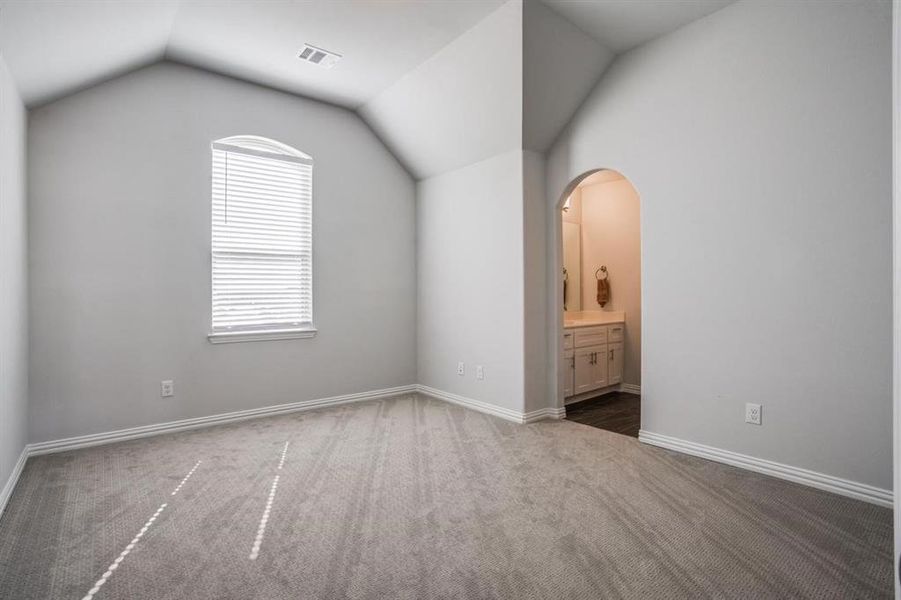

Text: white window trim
xmin=211 ymin=141 xmax=314 ymax=166
xmin=208 ymin=326 xmax=317 ymax=344
xmin=208 ymin=135 xmax=315 ymax=344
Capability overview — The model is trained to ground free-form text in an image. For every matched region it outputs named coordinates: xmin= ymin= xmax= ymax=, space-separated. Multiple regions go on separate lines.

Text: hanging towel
xmin=596 ymin=277 xmax=610 ymax=307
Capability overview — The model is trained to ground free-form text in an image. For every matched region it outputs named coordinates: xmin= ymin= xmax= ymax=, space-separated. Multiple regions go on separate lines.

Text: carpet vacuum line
xmin=278 ymin=441 xmax=289 ymax=470
xmin=80 ymin=460 xmax=204 ymax=600
xmin=249 ymin=440 xmax=289 ymax=560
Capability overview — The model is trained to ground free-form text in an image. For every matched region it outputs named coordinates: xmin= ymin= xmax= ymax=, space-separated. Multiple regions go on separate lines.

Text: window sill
xmin=207 ymin=327 xmax=318 ymax=344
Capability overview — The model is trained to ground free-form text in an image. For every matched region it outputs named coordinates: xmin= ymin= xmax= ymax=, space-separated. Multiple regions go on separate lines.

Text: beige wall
xmin=561 ymin=187 xmax=582 ymax=311
xmin=562 ymin=222 xmax=581 ymax=311
xmin=580 ymin=178 xmax=641 ymax=386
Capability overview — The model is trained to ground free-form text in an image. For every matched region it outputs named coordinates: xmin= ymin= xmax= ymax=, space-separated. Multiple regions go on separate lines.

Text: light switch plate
xmin=476 ymin=365 xmax=484 ymax=380
xmin=457 ymin=362 xmax=465 ymax=376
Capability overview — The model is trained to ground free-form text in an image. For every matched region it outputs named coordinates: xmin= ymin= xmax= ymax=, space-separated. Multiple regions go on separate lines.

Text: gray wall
xmin=417 ymin=150 xmax=525 ymax=411
xmin=372 ymin=0 xmax=532 ymax=414
xmin=522 ymin=150 xmax=548 ymax=412
xmin=28 ymin=61 xmax=417 ymax=443
xmin=0 ymin=55 xmax=28 ymax=488
xmin=893 ymin=0 xmax=900 ymax=588
xmin=548 ymin=0 xmax=893 ymax=489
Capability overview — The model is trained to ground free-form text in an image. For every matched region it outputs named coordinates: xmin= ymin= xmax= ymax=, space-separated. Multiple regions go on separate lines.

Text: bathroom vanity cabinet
xmin=563 ymin=322 xmax=624 ymax=401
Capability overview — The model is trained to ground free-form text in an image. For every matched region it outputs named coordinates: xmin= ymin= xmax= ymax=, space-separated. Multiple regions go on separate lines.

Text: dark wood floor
xmin=565 ymin=392 xmax=640 ymax=437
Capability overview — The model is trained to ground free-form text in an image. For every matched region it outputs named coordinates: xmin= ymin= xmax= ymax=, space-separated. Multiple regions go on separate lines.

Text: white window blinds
xmin=211 ymin=137 xmax=313 ymax=336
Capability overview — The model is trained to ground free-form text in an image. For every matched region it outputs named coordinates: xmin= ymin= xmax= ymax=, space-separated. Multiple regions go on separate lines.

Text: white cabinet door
xmin=575 ymin=345 xmax=607 ymax=394
xmin=563 ymin=350 xmax=574 ymax=397
xmin=607 ymin=342 xmax=623 ymax=385
xmin=573 ymin=347 xmax=596 ymax=395
xmin=590 ymin=344 xmax=608 ymax=389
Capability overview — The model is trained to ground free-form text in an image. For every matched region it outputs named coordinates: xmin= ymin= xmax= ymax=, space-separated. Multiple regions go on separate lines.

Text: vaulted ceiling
xmin=0 ymin=0 xmax=735 ymax=179
xmin=540 ymin=0 xmax=736 ymax=53
xmin=523 ymin=0 xmax=614 ymax=153
xmin=361 ymin=0 xmax=523 ymax=179
xmin=0 ymin=0 xmax=504 ymax=108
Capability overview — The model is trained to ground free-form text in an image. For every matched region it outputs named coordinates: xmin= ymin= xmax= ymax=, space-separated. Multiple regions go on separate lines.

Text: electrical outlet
xmin=457 ymin=362 xmax=465 ymax=376
xmin=476 ymin=365 xmax=484 ymax=380
xmin=745 ymin=403 xmax=761 ymax=425
xmin=161 ymin=380 xmax=174 ymax=398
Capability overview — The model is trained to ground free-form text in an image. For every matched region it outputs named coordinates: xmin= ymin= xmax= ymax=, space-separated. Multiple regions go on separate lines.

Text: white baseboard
xmin=565 ymin=384 xmax=618 ymax=405
xmin=416 ymin=385 xmax=526 ymax=423
xmin=620 ymin=383 xmax=641 ymax=394
xmin=0 ymin=447 xmax=29 ymax=519
xmin=638 ymin=430 xmax=892 ymax=508
xmin=523 ymin=406 xmax=566 ymax=423
xmin=416 ymin=385 xmax=565 ymax=424
xmin=7 ymin=383 xmax=554 ymax=513
xmin=25 ymin=383 xmax=560 ymax=463
xmin=28 ymin=384 xmax=418 ymax=457
xmin=7 ymin=386 xmax=888 ymax=515
xmin=564 ymin=383 xmax=641 ymax=406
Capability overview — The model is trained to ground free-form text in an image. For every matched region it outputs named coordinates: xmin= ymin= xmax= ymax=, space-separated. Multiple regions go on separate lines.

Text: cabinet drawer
xmin=563 ymin=330 xmax=574 ymax=350
xmin=607 ymin=323 xmax=624 ymax=343
xmin=574 ymin=326 xmax=607 ymax=348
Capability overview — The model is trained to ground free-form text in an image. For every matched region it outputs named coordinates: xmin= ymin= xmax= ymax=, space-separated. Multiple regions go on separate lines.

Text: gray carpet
xmin=0 ymin=394 xmax=892 ymax=599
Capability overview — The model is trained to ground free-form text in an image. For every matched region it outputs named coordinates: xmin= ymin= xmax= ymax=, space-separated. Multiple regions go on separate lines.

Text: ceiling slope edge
xmin=359 ymin=0 xmax=524 ymax=181
xmin=522 ymin=0 xmax=615 ymax=153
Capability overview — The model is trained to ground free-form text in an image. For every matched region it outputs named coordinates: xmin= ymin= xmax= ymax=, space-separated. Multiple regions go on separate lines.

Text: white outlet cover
xmin=476 ymin=365 xmax=484 ymax=380
xmin=745 ymin=403 xmax=761 ymax=425
xmin=161 ymin=380 xmax=174 ymax=397
xmin=457 ymin=362 xmax=465 ymax=376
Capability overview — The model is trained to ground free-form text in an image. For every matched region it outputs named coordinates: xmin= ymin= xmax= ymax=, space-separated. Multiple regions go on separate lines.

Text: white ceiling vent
xmin=298 ymin=44 xmax=342 ymax=69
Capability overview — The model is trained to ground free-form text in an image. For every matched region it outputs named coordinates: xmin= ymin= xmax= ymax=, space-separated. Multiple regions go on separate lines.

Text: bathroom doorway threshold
xmin=565 ymin=392 xmax=640 ymax=438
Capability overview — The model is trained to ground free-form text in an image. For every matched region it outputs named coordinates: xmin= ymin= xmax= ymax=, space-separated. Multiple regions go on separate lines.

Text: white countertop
xmin=563 ymin=311 xmax=625 ymax=329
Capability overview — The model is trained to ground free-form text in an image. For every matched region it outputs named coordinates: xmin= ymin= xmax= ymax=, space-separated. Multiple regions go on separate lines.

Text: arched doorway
xmin=552 ymin=169 xmax=642 ymax=436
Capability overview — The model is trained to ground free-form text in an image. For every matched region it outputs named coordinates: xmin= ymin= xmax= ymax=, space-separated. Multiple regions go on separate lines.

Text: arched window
xmin=208 ymin=135 xmax=315 ymax=342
